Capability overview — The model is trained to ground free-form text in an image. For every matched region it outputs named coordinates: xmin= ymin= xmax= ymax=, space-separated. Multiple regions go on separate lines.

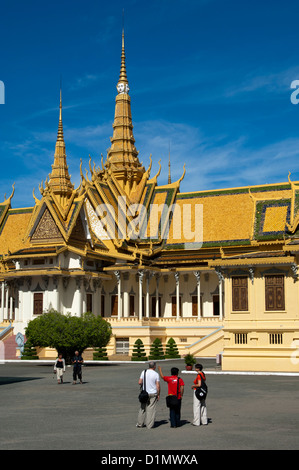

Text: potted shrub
xmin=149 ymin=338 xmax=165 ymax=360
xmin=131 ymin=339 xmax=148 ymax=361
xmin=184 ymin=353 xmax=196 ymax=370
xmin=165 ymin=337 xmax=181 ymax=359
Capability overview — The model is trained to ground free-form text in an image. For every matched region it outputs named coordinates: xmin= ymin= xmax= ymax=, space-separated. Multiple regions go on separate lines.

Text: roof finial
xmin=168 ymin=141 xmax=171 ymax=184
xmin=57 ymin=80 xmax=64 ymax=142
xmin=117 ymin=13 xmax=129 ymax=94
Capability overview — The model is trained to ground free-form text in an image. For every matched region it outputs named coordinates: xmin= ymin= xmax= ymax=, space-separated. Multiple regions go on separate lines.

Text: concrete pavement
xmin=0 ymin=359 xmax=298 ymax=450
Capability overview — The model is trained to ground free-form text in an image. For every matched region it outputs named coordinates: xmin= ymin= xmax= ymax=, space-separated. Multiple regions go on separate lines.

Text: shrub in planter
xmin=131 ymin=339 xmax=147 ymax=361
xmin=149 ymin=338 xmax=165 ymax=360
xmin=165 ymin=337 xmax=180 ymax=359
xmin=184 ymin=353 xmax=196 ymax=370
xmin=93 ymin=346 xmax=108 ymax=361
xmin=21 ymin=341 xmax=39 ymax=360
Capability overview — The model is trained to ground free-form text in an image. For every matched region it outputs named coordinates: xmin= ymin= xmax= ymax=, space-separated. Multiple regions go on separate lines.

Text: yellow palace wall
xmin=106 ymin=317 xmax=224 ymax=359
xmin=222 ymin=267 xmax=299 ymax=372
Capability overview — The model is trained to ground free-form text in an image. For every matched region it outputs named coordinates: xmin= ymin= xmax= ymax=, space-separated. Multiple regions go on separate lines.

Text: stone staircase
xmin=0 ymin=323 xmax=22 ymax=360
xmin=184 ymin=327 xmax=224 ymax=358
xmin=2 ymin=334 xmax=20 ymax=359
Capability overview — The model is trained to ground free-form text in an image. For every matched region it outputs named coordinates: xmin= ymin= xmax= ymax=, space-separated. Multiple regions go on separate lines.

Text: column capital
xmin=215 ymin=268 xmax=224 ymax=283
xmin=114 ymin=270 xmax=121 ymax=284
xmin=75 ymin=276 xmax=83 ymax=289
xmin=137 ymin=270 xmax=144 ymax=284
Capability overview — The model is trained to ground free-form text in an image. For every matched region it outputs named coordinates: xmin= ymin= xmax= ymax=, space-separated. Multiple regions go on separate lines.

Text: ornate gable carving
xmin=31 ymin=208 xmax=63 ymax=243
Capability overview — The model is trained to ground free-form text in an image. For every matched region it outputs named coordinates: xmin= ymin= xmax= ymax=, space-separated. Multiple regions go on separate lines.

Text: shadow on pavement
xmin=0 ymin=377 xmax=43 ymax=386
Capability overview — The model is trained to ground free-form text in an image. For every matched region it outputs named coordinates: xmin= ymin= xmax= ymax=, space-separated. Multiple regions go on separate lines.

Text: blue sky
xmin=1 ymin=0 xmax=299 ymax=207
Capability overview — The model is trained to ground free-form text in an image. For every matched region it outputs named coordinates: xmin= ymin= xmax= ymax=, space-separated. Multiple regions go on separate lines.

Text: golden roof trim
xmin=208 ymin=256 xmax=295 ymax=267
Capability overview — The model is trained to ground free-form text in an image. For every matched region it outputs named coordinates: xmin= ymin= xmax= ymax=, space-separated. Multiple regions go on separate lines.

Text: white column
xmin=194 ymin=271 xmax=201 ymax=318
xmin=138 ymin=270 xmax=144 ymax=320
xmin=146 ymin=272 xmax=150 ymax=318
xmin=15 ymin=289 xmax=19 ymax=322
xmin=4 ymin=283 xmax=9 ymax=320
xmin=123 ymin=272 xmax=129 ymax=318
xmin=98 ymin=281 xmax=102 ymax=317
xmin=174 ymin=272 xmax=180 ymax=320
xmin=114 ymin=271 xmax=122 ymax=320
xmin=1 ymin=282 xmax=4 ymax=322
xmin=53 ymin=276 xmax=59 ymax=312
xmin=9 ymin=295 xmax=13 ymax=321
xmin=75 ymin=277 xmax=83 ymax=317
xmin=18 ymin=289 xmax=23 ymax=322
xmin=216 ymin=269 xmax=224 ymax=320
xmin=155 ymin=273 xmax=160 ymax=318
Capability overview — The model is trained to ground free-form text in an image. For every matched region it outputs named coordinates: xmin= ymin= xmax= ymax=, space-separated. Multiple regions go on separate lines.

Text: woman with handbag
xmin=192 ymin=363 xmax=208 ymax=426
xmin=54 ymin=353 xmax=65 ymax=384
xmin=158 ymin=366 xmax=184 ymax=428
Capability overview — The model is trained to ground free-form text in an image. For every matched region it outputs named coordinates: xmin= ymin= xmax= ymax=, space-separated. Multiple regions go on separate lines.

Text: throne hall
xmin=1 ymin=32 xmax=299 ymax=372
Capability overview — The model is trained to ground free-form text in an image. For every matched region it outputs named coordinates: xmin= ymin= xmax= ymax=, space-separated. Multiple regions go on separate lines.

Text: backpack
xmin=195 ymin=372 xmax=208 ymax=401
xmin=138 ymin=370 xmax=149 ymax=403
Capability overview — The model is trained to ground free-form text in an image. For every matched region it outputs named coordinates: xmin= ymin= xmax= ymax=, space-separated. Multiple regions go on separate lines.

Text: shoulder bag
xmin=138 ymin=370 xmax=149 ymax=403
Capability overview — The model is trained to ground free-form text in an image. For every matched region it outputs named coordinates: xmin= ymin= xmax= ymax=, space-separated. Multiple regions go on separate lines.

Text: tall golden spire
xmin=106 ymin=27 xmax=145 ymax=194
xmin=118 ymin=29 xmax=128 ymax=87
xmin=57 ymin=89 xmax=64 ymax=142
xmin=47 ymin=89 xmax=74 ymax=207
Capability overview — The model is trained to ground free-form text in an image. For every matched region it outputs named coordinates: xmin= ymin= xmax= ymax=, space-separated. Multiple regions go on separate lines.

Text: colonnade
xmin=0 ymin=269 xmax=225 ymax=324
xmin=112 ymin=269 xmax=224 ymax=320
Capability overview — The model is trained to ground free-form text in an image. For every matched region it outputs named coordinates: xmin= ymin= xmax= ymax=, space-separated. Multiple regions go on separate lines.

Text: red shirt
xmin=163 ymin=376 xmax=185 ymax=399
xmin=194 ymin=371 xmax=206 ymax=386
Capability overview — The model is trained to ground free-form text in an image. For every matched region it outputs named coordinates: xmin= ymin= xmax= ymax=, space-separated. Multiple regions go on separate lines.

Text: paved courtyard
xmin=0 ymin=359 xmax=298 ymax=451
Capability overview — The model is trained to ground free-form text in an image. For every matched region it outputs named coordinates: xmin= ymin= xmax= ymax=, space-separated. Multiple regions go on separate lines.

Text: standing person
xmin=72 ymin=351 xmax=84 ymax=384
xmin=192 ymin=363 xmax=208 ymax=426
xmin=137 ymin=361 xmax=160 ymax=429
xmin=158 ymin=366 xmax=184 ymax=428
xmin=54 ymin=353 xmax=65 ymax=384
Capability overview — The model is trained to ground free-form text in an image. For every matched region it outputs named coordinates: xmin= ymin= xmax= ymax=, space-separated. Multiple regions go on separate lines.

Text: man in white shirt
xmin=137 ymin=361 xmax=160 ymax=429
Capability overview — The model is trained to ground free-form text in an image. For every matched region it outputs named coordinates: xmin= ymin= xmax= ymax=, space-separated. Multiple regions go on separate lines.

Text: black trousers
xmin=73 ymin=367 xmax=82 ymax=381
xmin=169 ymin=399 xmax=182 ymax=427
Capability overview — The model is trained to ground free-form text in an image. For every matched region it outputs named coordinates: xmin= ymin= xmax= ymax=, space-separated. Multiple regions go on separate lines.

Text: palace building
xmin=1 ymin=31 xmax=299 ymax=372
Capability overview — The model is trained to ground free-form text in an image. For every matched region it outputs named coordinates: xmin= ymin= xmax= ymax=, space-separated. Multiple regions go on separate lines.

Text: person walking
xmin=158 ymin=365 xmax=184 ymax=428
xmin=54 ymin=353 xmax=65 ymax=384
xmin=137 ymin=361 xmax=160 ymax=429
xmin=192 ymin=363 xmax=208 ymax=426
xmin=72 ymin=351 xmax=84 ymax=384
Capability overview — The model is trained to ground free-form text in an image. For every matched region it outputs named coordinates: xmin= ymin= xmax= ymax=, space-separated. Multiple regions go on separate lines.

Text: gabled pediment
xmin=31 ymin=206 xmax=64 ymax=243
xmin=25 ymin=194 xmax=85 ymax=244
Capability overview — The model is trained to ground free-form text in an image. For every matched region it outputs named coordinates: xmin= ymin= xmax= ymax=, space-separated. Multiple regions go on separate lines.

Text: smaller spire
xmin=47 ymin=89 xmax=74 ymax=206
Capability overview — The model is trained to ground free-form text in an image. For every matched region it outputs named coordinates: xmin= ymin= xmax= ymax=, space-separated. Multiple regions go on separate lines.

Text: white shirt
xmin=140 ymin=368 xmax=160 ymax=394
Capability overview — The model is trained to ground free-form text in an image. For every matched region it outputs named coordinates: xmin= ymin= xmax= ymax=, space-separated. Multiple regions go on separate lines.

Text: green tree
xmin=131 ymin=339 xmax=147 ymax=361
xmin=25 ymin=309 xmax=112 ymax=363
xmin=165 ymin=337 xmax=180 ymax=359
xmin=149 ymin=338 xmax=164 ymax=360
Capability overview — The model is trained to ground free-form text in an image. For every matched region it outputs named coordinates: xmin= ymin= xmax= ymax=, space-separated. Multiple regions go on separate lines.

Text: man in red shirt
xmin=158 ymin=365 xmax=184 ymax=428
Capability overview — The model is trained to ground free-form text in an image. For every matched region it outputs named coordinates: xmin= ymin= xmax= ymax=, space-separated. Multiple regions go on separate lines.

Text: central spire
xmin=106 ymin=28 xmax=145 ymax=194
xmin=117 ymin=30 xmax=129 ymax=90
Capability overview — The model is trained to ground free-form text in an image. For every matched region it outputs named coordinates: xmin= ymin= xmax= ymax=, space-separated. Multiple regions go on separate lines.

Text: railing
xmin=105 ymin=316 xmax=224 ymax=326
xmin=0 ymin=321 xmax=13 ymax=340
